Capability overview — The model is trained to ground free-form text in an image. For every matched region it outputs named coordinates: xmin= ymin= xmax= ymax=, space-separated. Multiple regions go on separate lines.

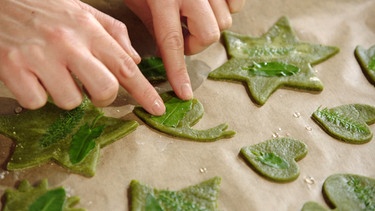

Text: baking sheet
xmin=1 ymin=0 xmax=375 ymax=210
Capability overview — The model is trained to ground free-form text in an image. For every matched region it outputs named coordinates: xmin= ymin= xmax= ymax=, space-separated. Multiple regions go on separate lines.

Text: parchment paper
xmin=1 ymin=0 xmax=375 ymax=210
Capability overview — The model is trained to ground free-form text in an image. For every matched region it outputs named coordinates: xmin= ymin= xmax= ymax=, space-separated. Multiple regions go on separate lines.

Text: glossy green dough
xmin=312 ymin=104 xmax=375 ymax=144
xmin=302 ymin=174 xmax=375 ymax=211
xmin=0 ymin=98 xmax=139 ymax=177
xmin=2 ymin=179 xmax=84 ymax=211
xmin=240 ymin=138 xmax=308 ymax=182
xmin=129 ymin=177 xmax=221 ymax=211
xmin=355 ymin=45 xmax=375 ymax=85
xmin=208 ymin=16 xmax=339 ymax=105
xmin=133 ymin=92 xmax=235 ymax=141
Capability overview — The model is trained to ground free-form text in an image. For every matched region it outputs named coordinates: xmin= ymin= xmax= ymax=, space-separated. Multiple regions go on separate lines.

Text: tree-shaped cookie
xmin=208 ymin=16 xmax=339 ymax=105
xmin=133 ymin=92 xmax=235 ymax=141
xmin=129 ymin=177 xmax=221 ymax=211
xmin=312 ymin=104 xmax=375 ymax=144
xmin=2 ymin=179 xmax=84 ymax=211
xmin=0 ymin=98 xmax=138 ymax=177
xmin=355 ymin=45 xmax=375 ymax=86
xmin=302 ymin=174 xmax=375 ymax=211
xmin=240 ymin=138 xmax=308 ymax=182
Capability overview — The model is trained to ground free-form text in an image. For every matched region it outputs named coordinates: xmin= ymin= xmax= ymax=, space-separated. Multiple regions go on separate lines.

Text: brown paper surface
xmin=1 ymin=0 xmax=375 ymax=210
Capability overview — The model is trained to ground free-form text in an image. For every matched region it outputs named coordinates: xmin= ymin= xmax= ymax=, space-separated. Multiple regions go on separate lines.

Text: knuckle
xmin=218 ymin=16 xmax=233 ymax=31
xmin=197 ymin=29 xmax=220 ymax=46
xmin=55 ymin=95 xmax=83 ymax=110
xmin=161 ymin=30 xmax=184 ymax=51
xmin=119 ymin=54 xmax=138 ymax=78
xmin=91 ymin=78 xmax=119 ymax=105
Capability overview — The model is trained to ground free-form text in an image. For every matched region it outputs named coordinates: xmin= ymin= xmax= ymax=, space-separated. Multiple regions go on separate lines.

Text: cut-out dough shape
xmin=133 ymin=92 xmax=235 ymax=141
xmin=355 ymin=45 xmax=375 ymax=86
xmin=2 ymin=179 xmax=85 ymax=211
xmin=129 ymin=177 xmax=221 ymax=211
xmin=0 ymin=98 xmax=138 ymax=177
xmin=240 ymin=137 xmax=308 ymax=182
xmin=312 ymin=104 xmax=375 ymax=144
xmin=208 ymin=16 xmax=339 ymax=105
xmin=302 ymin=174 xmax=375 ymax=211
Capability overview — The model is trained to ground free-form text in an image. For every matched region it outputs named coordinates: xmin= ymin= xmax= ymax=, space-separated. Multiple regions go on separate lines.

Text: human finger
xmin=226 ymin=0 xmax=246 ymax=13
xmin=208 ymin=0 xmax=233 ymax=30
xmin=33 ymin=63 xmax=83 ymax=110
xmin=0 ymin=66 xmax=47 ymax=109
xmin=66 ymin=45 xmax=119 ymax=108
xmin=147 ymin=0 xmax=193 ymax=100
xmin=180 ymin=0 xmax=221 ymax=54
xmin=84 ymin=23 xmax=164 ymax=115
xmin=80 ymin=2 xmax=141 ymax=63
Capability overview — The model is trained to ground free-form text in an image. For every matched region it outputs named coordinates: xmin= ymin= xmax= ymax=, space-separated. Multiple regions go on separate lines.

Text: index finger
xmin=147 ymin=0 xmax=193 ymax=100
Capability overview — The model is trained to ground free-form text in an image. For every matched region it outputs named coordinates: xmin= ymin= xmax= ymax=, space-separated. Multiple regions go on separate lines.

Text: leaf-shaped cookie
xmin=133 ymin=92 xmax=235 ymax=141
xmin=355 ymin=45 xmax=375 ymax=86
xmin=2 ymin=179 xmax=84 ymax=211
xmin=0 ymin=98 xmax=139 ymax=177
xmin=312 ymin=104 xmax=375 ymax=144
xmin=129 ymin=177 xmax=221 ymax=211
xmin=302 ymin=174 xmax=375 ymax=211
xmin=208 ymin=16 xmax=339 ymax=105
xmin=240 ymin=138 xmax=308 ymax=182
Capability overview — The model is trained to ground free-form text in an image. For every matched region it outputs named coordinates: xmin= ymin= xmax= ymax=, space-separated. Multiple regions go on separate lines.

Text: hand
xmin=124 ymin=0 xmax=245 ymax=100
xmin=0 ymin=0 xmax=166 ymax=115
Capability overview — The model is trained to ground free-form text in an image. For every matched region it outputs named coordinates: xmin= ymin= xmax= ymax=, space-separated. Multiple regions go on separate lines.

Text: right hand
xmin=0 ymin=0 xmax=166 ymax=115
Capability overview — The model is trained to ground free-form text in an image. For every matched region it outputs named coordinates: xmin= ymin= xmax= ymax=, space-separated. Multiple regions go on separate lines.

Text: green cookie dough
xmin=312 ymin=104 xmax=375 ymax=144
xmin=133 ymin=92 xmax=235 ymax=141
xmin=0 ymin=98 xmax=138 ymax=177
xmin=208 ymin=16 xmax=339 ymax=105
xmin=2 ymin=179 xmax=84 ymax=211
xmin=302 ymin=174 xmax=375 ymax=211
xmin=129 ymin=177 xmax=221 ymax=211
xmin=240 ymin=137 xmax=308 ymax=182
xmin=355 ymin=45 xmax=375 ymax=86
xmin=138 ymin=57 xmax=167 ymax=83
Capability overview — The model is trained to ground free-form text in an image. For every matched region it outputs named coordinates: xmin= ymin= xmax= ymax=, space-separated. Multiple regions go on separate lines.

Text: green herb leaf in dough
xmin=129 ymin=177 xmax=221 ymax=211
xmin=133 ymin=92 xmax=235 ymax=141
xmin=312 ymin=104 xmax=375 ymax=144
xmin=251 ymin=150 xmax=290 ymax=169
xmin=208 ymin=16 xmax=339 ymax=105
xmin=2 ymin=179 xmax=85 ymax=211
xmin=302 ymin=174 xmax=375 ymax=211
xmin=243 ymin=61 xmax=300 ymax=77
xmin=240 ymin=138 xmax=308 ymax=182
xmin=68 ymin=115 xmax=105 ymax=164
xmin=355 ymin=45 xmax=375 ymax=85
xmin=29 ymin=188 xmax=66 ymax=211
xmin=151 ymin=97 xmax=193 ymax=128
xmin=138 ymin=56 xmax=167 ymax=83
xmin=0 ymin=98 xmax=139 ymax=177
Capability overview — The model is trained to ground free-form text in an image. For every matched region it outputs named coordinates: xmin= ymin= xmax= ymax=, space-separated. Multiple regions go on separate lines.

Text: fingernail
xmin=152 ymin=98 xmax=165 ymax=116
xmin=181 ymin=83 xmax=193 ymax=100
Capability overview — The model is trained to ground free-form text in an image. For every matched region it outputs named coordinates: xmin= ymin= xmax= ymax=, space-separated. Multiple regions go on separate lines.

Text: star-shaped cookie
xmin=0 ymin=98 xmax=138 ymax=177
xmin=208 ymin=16 xmax=339 ymax=105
